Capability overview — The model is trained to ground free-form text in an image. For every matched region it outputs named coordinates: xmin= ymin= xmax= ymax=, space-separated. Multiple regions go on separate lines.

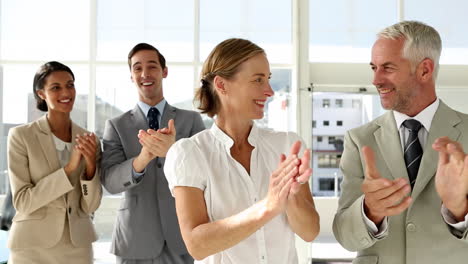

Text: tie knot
xmin=403 ymin=119 xmax=422 ymax=132
xmin=148 ymin=107 xmax=159 ymax=117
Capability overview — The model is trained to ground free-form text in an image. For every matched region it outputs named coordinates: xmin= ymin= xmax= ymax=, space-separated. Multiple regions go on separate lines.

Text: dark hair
xmin=33 ymin=61 xmax=75 ymax=112
xmin=195 ymin=38 xmax=265 ymax=117
xmin=127 ymin=43 xmax=166 ymax=70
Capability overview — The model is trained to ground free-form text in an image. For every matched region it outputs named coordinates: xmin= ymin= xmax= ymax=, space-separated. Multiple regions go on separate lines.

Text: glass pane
xmin=312 ymin=94 xmax=384 ymax=263
xmin=0 ymin=139 xmax=7 ymax=194
xmin=312 ymin=92 xmax=384 ymax=197
xmin=405 ymin=0 xmax=468 ymax=64
xmin=164 ymin=66 xmax=196 ymax=110
xmin=97 ymin=0 xmax=194 ymax=62
xmin=0 ymin=0 xmax=90 ymax=60
xmin=437 ymin=87 xmax=468 ymax=114
xmin=68 ymin=65 xmax=90 ymax=129
xmin=200 ymin=0 xmax=292 ymax=64
xmin=263 ymin=69 xmax=292 ymax=130
xmin=0 ymin=65 xmax=9 ymax=195
xmin=95 ymin=65 xmax=138 ymax=138
xmin=309 ymin=0 xmax=396 ymax=62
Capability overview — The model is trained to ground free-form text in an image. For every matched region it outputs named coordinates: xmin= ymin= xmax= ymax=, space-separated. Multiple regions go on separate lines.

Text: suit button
xmin=157 ymin=163 xmax=162 ymax=168
xmin=407 ymin=223 xmax=416 ymax=232
xmin=68 ymin=208 xmax=72 ymax=214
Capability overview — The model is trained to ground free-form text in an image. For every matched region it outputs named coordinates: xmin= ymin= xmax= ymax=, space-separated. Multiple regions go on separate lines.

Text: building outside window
xmin=317 ymin=154 xmax=340 ymax=168
xmin=312 ymin=92 xmax=386 ymax=197
xmin=335 ymin=99 xmax=343 ymax=107
xmin=352 ymin=99 xmax=361 ymax=108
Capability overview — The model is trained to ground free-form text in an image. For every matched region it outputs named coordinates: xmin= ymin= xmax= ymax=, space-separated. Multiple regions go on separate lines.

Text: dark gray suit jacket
xmin=101 ymin=103 xmax=205 ymax=259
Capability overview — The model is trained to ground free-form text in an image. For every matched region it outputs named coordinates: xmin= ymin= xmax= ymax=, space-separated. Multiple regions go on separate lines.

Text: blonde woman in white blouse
xmin=7 ymin=61 xmax=102 ymax=264
xmin=164 ymin=38 xmax=320 ymax=263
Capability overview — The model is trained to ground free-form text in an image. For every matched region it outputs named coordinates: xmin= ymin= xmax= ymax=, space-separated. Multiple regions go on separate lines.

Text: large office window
xmin=405 ymin=0 xmax=468 ymax=64
xmin=97 ymin=0 xmax=194 ymax=62
xmin=309 ymin=0 xmax=396 ymax=62
xmin=1 ymin=0 xmax=90 ymax=61
xmin=0 ymin=0 xmax=295 ymax=188
xmin=200 ymin=0 xmax=292 ymax=64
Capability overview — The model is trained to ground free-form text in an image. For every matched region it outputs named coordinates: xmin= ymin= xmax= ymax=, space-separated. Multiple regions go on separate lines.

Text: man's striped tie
xmin=403 ymin=119 xmax=423 ymax=189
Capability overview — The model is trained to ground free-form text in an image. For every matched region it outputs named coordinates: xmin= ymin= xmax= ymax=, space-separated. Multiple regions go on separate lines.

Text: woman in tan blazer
xmin=7 ymin=61 xmax=102 ymax=264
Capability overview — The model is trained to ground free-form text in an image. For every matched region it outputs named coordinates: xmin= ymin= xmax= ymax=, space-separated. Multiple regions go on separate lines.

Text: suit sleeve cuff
xmin=132 ymin=167 xmax=146 ymax=183
xmin=362 ymin=197 xmax=388 ymax=239
xmin=441 ymin=204 xmax=468 ymax=235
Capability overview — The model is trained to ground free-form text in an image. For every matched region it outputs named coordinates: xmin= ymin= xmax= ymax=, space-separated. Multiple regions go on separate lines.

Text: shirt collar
xmin=52 ymin=134 xmax=72 ymax=151
xmin=210 ymin=122 xmax=260 ymax=149
xmin=393 ymin=98 xmax=440 ymax=132
xmin=137 ymin=98 xmax=166 ymax=119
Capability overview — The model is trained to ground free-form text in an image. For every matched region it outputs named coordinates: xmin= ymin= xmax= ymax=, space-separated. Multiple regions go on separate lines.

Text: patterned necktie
xmin=402 ymin=119 xmax=423 ymax=189
xmin=148 ymin=107 xmax=159 ymax=130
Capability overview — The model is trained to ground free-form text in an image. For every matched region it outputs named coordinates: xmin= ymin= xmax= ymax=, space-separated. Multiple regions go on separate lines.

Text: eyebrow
xmin=370 ymin=62 xmax=397 ymax=67
xmin=48 ymin=80 xmax=73 ymax=86
xmin=252 ymin=73 xmax=272 ymax=77
xmin=132 ymin=60 xmax=159 ymax=68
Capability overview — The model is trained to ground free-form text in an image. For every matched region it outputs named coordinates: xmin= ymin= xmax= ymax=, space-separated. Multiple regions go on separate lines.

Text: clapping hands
xmin=361 ymin=146 xmax=412 ymax=225
xmin=133 ymin=119 xmax=177 ymax=173
xmin=433 ymin=137 xmax=468 ymax=221
xmin=65 ymin=132 xmax=97 ymax=180
xmin=266 ymin=141 xmax=312 ymax=215
xmin=138 ymin=119 xmax=176 ymax=159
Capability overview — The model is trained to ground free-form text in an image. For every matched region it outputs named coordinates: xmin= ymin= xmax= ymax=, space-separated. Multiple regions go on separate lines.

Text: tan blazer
xmin=7 ymin=115 xmax=102 ymax=249
xmin=333 ymin=101 xmax=468 ymax=264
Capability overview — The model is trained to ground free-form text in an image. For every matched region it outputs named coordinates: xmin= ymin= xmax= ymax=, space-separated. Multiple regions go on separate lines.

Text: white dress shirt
xmin=52 ymin=134 xmax=72 ymax=167
xmin=165 ymin=122 xmax=304 ymax=264
xmin=363 ymin=98 xmax=468 ymax=235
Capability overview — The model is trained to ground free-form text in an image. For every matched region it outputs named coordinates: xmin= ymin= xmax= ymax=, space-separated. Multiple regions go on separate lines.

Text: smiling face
xmin=130 ymin=49 xmax=168 ymax=105
xmin=370 ymin=37 xmax=423 ymax=115
xmin=37 ymin=71 xmax=76 ymax=114
xmin=218 ymin=53 xmax=274 ymax=120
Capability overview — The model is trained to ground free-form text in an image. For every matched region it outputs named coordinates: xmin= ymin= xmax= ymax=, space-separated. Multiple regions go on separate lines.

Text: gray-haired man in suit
xmin=101 ymin=43 xmax=205 ymax=264
xmin=333 ymin=21 xmax=468 ymax=264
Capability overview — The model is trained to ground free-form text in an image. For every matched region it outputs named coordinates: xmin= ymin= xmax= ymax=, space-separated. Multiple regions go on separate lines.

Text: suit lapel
xmin=36 ymin=115 xmax=61 ymax=171
xmin=127 ymin=104 xmax=151 ymax=159
xmin=160 ymin=103 xmax=176 ymax=129
xmin=131 ymin=104 xmax=149 ymax=131
xmin=411 ymin=101 xmax=461 ymax=200
xmin=374 ymin=111 xmax=408 ymax=181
